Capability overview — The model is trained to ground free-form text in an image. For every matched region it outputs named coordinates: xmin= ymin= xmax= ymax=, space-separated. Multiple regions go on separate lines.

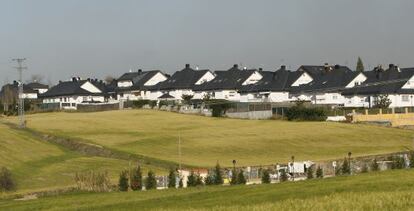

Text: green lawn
xmin=1 ymin=169 xmax=414 ymax=210
xmin=0 ymin=123 xmax=165 ymax=195
xmin=6 ymin=109 xmax=413 ymax=167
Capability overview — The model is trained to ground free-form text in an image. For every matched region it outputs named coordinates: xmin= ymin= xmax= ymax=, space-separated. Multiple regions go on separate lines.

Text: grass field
xmin=0 ymin=122 xmax=165 ymax=195
xmin=6 ymin=109 xmax=413 ymax=167
xmin=1 ymin=169 xmax=414 ymax=210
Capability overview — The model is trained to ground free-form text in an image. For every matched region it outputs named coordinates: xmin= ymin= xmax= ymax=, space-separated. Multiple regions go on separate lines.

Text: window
xmin=402 ymin=95 xmax=409 ymax=102
xmin=332 ymin=95 xmax=338 ymax=100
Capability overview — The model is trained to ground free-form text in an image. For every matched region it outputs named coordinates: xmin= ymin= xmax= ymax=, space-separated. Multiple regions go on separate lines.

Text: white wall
xmin=401 ymin=75 xmax=414 ymax=89
xmin=213 ymin=90 xmax=241 ymax=101
xmin=345 ymin=73 xmax=367 ymax=88
xmin=81 ymin=81 xmax=102 ymax=93
xmin=269 ymin=92 xmax=290 ymax=102
xmin=42 ymin=95 xmax=105 ymax=110
xmin=118 ymin=81 xmax=133 ymax=88
xmin=242 ymin=71 xmax=262 ymax=85
xmin=291 ymin=72 xmax=313 ymax=87
xmin=195 ymin=71 xmax=216 ymax=85
xmin=344 ymin=94 xmax=414 ymax=108
xmin=144 ymin=72 xmax=168 ymax=86
xmin=21 ymin=93 xmax=38 ymax=99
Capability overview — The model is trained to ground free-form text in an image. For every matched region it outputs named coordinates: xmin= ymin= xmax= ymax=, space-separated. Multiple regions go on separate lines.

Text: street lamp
xmin=291 ymin=156 xmax=295 ymax=181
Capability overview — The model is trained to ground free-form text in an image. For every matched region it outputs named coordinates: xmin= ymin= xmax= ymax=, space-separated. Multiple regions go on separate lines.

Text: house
xmin=342 ymin=64 xmax=414 ymax=108
xmin=148 ymin=64 xmax=215 ymax=101
xmin=290 ymin=64 xmax=365 ymax=106
xmin=40 ymin=77 xmax=110 ymax=110
xmin=239 ymin=65 xmax=308 ymax=102
xmin=0 ymin=81 xmax=49 ymax=111
xmin=115 ymin=69 xmax=168 ymax=101
xmin=193 ymin=64 xmax=262 ymax=101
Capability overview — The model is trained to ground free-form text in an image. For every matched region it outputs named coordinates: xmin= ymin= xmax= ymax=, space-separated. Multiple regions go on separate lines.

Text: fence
xmin=77 ymin=102 xmax=119 ymax=112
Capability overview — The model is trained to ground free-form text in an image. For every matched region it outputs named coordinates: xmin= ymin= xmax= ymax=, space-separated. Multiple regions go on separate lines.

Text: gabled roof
xmin=150 ymin=64 xmax=211 ymax=91
xmin=239 ymin=66 xmax=302 ymax=93
xmin=158 ymin=93 xmax=175 ymax=99
xmin=297 ymin=65 xmax=352 ymax=78
xmin=193 ymin=64 xmax=258 ymax=91
xmin=1 ymin=82 xmax=40 ymax=94
xmin=291 ymin=65 xmax=356 ymax=93
xmin=40 ymin=79 xmax=105 ymax=98
xmin=116 ymin=70 xmax=165 ymax=91
xmin=342 ymin=66 xmax=414 ymax=96
xmin=26 ymin=82 xmax=49 ymax=89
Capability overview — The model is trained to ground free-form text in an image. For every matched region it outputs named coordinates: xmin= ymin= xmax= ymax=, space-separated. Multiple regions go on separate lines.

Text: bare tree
xmin=27 ymin=74 xmax=44 ymax=83
xmin=104 ymin=75 xmax=115 ymax=84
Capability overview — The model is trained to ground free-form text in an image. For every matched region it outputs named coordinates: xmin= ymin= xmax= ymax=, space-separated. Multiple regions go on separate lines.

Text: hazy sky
xmin=1 ymin=0 xmax=414 ymax=84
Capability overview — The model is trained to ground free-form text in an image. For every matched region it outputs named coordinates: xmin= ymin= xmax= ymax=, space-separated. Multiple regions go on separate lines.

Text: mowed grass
xmin=0 ymin=123 xmax=165 ymax=195
xmin=1 ymin=169 xmax=414 ymax=210
xmin=6 ymin=109 xmax=414 ymax=167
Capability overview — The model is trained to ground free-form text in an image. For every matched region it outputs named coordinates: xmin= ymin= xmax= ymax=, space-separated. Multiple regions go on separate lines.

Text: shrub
xmin=130 ymin=166 xmax=143 ymax=191
xmin=279 ymin=169 xmax=288 ymax=182
xmin=230 ymin=169 xmax=238 ymax=185
xmin=167 ymin=169 xmax=176 ymax=188
xmin=410 ymin=153 xmax=414 ymax=168
xmin=371 ymin=158 xmax=379 ymax=171
xmin=132 ymin=100 xmax=153 ymax=109
xmin=213 ymin=162 xmax=224 ymax=185
xmin=181 ymin=94 xmax=194 ymax=104
xmin=361 ymin=164 xmax=368 ymax=173
xmin=145 ymin=170 xmax=157 ymax=190
xmin=205 ymin=171 xmax=215 ymax=186
xmin=178 ymin=177 xmax=183 ymax=188
xmin=306 ymin=166 xmax=314 ymax=179
xmin=74 ymin=171 xmax=111 ymax=192
xmin=0 ymin=167 xmax=15 ymax=192
xmin=206 ymin=100 xmax=232 ymax=117
xmin=237 ymin=169 xmax=247 ymax=185
xmin=196 ymin=174 xmax=204 ymax=186
xmin=187 ymin=171 xmax=197 ymax=187
xmin=285 ymin=105 xmax=327 ymax=121
xmin=261 ymin=169 xmax=271 ymax=184
xmin=390 ymin=155 xmax=405 ymax=169
xmin=341 ymin=158 xmax=351 ymax=175
xmin=316 ymin=166 xmax=324 ymax=178
xmin=118 ymin=170 xmax=129 ymax=192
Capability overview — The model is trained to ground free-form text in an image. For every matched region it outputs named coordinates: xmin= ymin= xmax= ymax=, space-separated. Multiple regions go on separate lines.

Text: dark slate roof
xmin=193 ymin=64 xmax=258 ymax=91
xmin=291 ymin=65 xmax=357 ymax=93
xmin=297 ymin=65 xmax=352 ymax=78
xmin=239 ymin=66 xmax=303 ymax=93
xmin=26 ymin=82 xmax=48 ymax=89
xmin=158 ymin=93 xmax=175 ymax=99
xmin=342 ymin=66 xmax=414 ymax=95
xmin=148 ymin=64 xmax=211 ymax=91
xmin=1 ymin=82 xmax=39 ymax=94
xmin=116 ymin=70 xmax=164 ymax=92
xmin=40 ymin=80 xmax=105 ymax=98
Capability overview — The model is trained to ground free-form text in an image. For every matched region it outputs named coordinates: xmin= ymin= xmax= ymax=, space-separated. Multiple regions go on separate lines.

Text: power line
xmin=12 ymin=58 xmax=27 ymax=128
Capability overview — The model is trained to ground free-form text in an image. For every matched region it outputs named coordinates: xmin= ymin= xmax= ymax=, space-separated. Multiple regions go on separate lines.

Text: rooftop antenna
xmin=12 ymin=58 xmax=27 ymax=128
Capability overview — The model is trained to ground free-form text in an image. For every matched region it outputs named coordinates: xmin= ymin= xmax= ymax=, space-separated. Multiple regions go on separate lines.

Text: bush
xmin=74 ymin=171 xmax=111 ymax=192
xmin=118 ymin=170 xmax=129 ymax=192
xmin=230 ymin=169 xmax=238 ymax=185
xmin=316 ymin=166 xmax=324 ymax=178
xmin=371 ymin=158 xmax=379 ymax=171
xmin=306 ymin=166 xmax=314 ymax=179
xmin=279 ymin=169 xmax=288 ymax=182
xmin=361 ymin=164 xmax=368 ymax=173
xmin=178 ymin=177 xmax=183 ymax=188
xmin=237 ymin=169 xmax=247 ymax=185
xmin=341 ymin=158 xmax=351 ymax=175
xmin=206 ymin=100 xmax=232 ymax=117
xmin=390 ymin=155 xmax=406 ymax=169
xmin=196 ymin=174 xmax=204 ymax=186
xmin=261 ymin=169 xmax=271 ymax=184
xmin=410 ymin=153 xmax=414 ymax=168
xmin=285 ymin=105 xmax=327 ymax=121
xmin=187 ymin=171 xmax=197 ymax=187
xmin=167 ymin=169 xmax=176 ymax=188
xmin=145 ymin=170 xmax=157 ymax=190
xmin=0 ymin=167 xmax=15 ymax=192
xmin=132 ymin=100 xmax=156 ymax=109
xmin=130 ymin=166 xmax=143 ymax=191
xmin=205 ymin=171 xmax=215 ymax=186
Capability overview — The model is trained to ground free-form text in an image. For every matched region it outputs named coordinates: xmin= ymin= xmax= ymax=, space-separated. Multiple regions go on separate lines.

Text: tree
xmin=0 ymin=167 xmax=15 ymax=192
xmin=196 ymin=174 xmax=204 ymax=186
xmin=187 ymin=171 xmax=197 ymax=187
xmin=104 ymin=75 xmax=115 ymax=84
xmin=279 ymin=169 xmax=288 ymax=182
xmin=356 ymin=57 xmax=365 ymax=72
xmin=316 ymin=166 xmax=324 ymax=178
xmin=306 ymin=166 xmax=314 ymax=179
xmin=261 ymin=169 xmax=271 ymax=184
xmin=371 ymin=158 xmax=379 ymax=171
xmin=167 ymin=169 xmax=177 ymax=188
xmin=130 ymin=166 xmax=143 ymax=191
xmin=145 ymin=170 xmax=157 ymax=190
xmin=213 ymin=162 xmax=223 ymax=185
xmin=410 ymin=152 xmax=414 ymax=168
xmin=205 ymin=171 xmax=215 ymax=186
xmin=230 ymin=169 xmax=238 ymax=185
xmin=341 ymin=158 xmax=351 ymax=175
xmin=361 ymin=164 xmax=368 ymax=173
xmin=237 ymin=169 xmax=247 ymax=185
xmin=181 ymin=94 xmax=194 ymax=104
xmin=178 ymin=177 xmax=183 ymax=188
xmin=374 ymin=94 xmax=392 ymax=109
xmin=118 ymin=170 xmax=129 ymax=192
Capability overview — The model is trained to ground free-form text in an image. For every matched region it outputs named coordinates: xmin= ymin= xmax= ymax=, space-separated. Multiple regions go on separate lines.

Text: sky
xmin=1 ymin=0 xmax=414 ymax=84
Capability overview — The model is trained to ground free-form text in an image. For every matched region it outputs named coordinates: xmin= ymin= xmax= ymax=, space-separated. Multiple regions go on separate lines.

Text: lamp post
xmin=348 ymin=152 xmax=352 ymax=175
xmin=291 ymin=156 xmax=295 ymax=181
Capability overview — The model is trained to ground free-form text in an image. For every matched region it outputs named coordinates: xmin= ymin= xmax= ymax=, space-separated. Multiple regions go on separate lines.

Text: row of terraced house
xmin=2 ymin=63 xmax=414 ymax=110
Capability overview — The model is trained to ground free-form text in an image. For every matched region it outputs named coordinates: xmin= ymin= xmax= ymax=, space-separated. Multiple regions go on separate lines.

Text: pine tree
xmin=371 ymin=158 xmax=379 ymax=171
xmin=196 ymin=174 xmax=204 ymax=186
xmin=0 ymin=167 xmax=15 ymax=191
xmin=178 ymin=177 xmax=183 ymax=188
xmin=187 ymin=171 xmax=197 ymax=187
xmin=130 ymin=166 xmax=143 ymax=191
xmin=306 ymin=166 xmax=314 ymax=179
xmin=261 ymin=169 xmax=271 ymax=184
xmin=230 ymin=168 xmax=238 ymax=185
xmin=237 ymin=169 xmax=247 ymax=185
xmin=145 ymin=170 xmax=157 ymax=190
xmin=410 ymin=152 xmax=414 ymax=168
xmin=316 ymin=166 xmax=324 ymax=178
xmin=342 ymin=158 xmax=351 ymax=175
xmin=279 ymin=169 xmax=288 ymax=182
xmin=118 ymin=170 xmax=129 ymax=192
xmin=167 ymin=169 xmax=176 ymax=188
xmin=214 ymin=162 xmax=223 ymax=185
xmin=356 ymin=57 xmax=365 ymax=72
xmin=205 ymin=171 xmax=215 ymax=186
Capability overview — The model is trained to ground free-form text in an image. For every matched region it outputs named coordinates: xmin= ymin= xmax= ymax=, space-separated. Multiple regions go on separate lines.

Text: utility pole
xmin=13 ymin=58 xmax=27 ymax=128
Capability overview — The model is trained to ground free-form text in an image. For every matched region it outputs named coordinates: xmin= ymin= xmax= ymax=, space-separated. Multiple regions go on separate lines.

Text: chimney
xmin=185 ymin=64 xmax=190 ymax=68
xmin=324 ymin=63 xmax=331 ymax=73
xmin=233 ymin=64 xmax=238 ymax=69
xmin=389 ymin=64 xmax=394 ymax=69
xmin=280 ymin=65 xmax=286 ymax=70
xmin=138 ymin=69 xmax=142 ymax=73
xmin=334 ymin=64 xmax=340 ymax=69
xmin=72 ymin=77 xmax=77 ymax=82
